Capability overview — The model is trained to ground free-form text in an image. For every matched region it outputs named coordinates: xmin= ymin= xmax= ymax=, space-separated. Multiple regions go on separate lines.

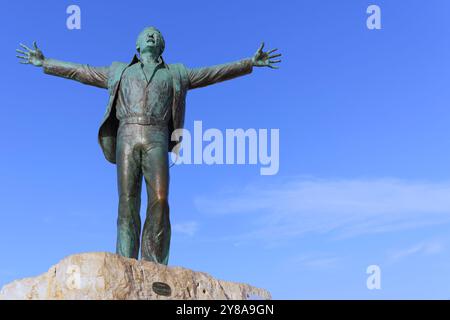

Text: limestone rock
xmin=0 ymin=252 xmax=271 ymax=300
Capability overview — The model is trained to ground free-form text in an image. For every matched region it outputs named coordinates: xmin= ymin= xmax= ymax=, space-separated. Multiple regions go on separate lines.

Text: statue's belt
xmin=119 ymin=116 xmax=167 ymax=127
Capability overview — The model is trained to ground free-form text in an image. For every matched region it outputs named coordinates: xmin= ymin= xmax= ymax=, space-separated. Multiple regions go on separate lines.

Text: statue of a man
xmin=16 ymin=27 xmax=281 ymax=265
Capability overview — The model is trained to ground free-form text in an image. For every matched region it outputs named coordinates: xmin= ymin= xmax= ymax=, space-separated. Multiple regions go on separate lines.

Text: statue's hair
xmin=136 ymin=27 xmax=165 ymax=55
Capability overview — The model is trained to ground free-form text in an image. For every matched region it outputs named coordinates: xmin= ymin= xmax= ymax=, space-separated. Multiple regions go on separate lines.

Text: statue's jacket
xmin=42 ymin=55 xmax=253 ymax=164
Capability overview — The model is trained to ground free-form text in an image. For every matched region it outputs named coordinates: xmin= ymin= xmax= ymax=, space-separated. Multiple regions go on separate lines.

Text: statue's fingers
xmin=33 ymin=41 xmax=39 ymax=50
xmin=19 ymin=43 xmax=33 ymax=52
xmin=267 ymin=48 xmax=278 ymax=54
xmin=257 ymin=42 xmax=265 ymax=53
xmin=19 ymin=60 xmax=30 ymax=64
xmin=269 ymin=59 xmax=281 ymax=64
xmin=16 ymin=55 xmax=28 ymax=60
xmin=16 ymin=49 xmax=27 ymax=55
xmin=268 ymin=64 xmax=279 ymax=69
xmin=268 ymin=53 xmax=282 ymax=59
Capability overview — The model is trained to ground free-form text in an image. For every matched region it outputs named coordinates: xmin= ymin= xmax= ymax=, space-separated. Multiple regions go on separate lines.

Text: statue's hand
xmin=16 ymin=41 xmax=45 ymax=67
xmin=252 ymin=42 xmax=281 ymax=69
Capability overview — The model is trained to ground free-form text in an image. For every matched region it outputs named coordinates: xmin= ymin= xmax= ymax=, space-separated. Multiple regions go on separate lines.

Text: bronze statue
xmin=16 ymin=27 xmax=281 ymax=265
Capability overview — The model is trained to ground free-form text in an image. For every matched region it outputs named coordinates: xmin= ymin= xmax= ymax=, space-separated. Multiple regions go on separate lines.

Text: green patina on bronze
xmin=16 ymin=27 xmax=281 ymax=265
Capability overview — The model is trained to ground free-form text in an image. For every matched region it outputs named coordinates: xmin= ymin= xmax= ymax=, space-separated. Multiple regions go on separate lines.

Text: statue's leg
xmin=141 ymin=140 xmax=170 ymax=265
xmin=116 ymin=124 xmax=143 ymax=259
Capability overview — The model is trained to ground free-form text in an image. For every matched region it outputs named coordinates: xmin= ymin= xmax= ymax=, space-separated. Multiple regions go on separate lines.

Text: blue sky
xmin=1 ymin=0 xmax=450 ymax=299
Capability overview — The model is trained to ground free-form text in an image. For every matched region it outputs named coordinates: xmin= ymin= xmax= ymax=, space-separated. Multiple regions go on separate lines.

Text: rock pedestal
xmin=0 ymin=252 xmax=271 ymax=300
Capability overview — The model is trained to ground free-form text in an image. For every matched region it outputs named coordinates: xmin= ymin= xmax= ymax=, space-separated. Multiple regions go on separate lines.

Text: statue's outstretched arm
xmin=187 ymin=42 xmax=281 ymax=89
xmin=16 ymin=42 xmax=109 ymax=89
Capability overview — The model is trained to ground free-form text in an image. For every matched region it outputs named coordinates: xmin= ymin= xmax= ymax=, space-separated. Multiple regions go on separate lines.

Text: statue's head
xmin=136 ymin=27 xmax=165 ymax=56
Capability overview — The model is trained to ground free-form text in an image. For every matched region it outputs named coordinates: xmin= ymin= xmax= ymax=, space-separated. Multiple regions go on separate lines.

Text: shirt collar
xmin=138 ymin=55 xmax=164 ymax=67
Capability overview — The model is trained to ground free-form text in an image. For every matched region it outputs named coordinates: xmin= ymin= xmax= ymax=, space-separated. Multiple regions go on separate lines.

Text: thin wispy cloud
xmin=292 ymin=255 xmax=339 ymax=269
xmin=172 ymin=221 xmax=199 ymax=237
xmin=194 ymin=177 xmax=450 ymax=242
xmin=388 ymin=240 xmax=445 ymax=262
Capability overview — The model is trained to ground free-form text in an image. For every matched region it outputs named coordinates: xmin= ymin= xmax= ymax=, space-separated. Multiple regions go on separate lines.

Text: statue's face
xmin=136 ymin=27 xmax=165 ymax=55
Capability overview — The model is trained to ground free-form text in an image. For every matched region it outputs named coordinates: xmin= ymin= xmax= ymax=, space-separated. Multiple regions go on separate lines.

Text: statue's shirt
xmin=115 ymin=62 xmax=173 ymax=124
